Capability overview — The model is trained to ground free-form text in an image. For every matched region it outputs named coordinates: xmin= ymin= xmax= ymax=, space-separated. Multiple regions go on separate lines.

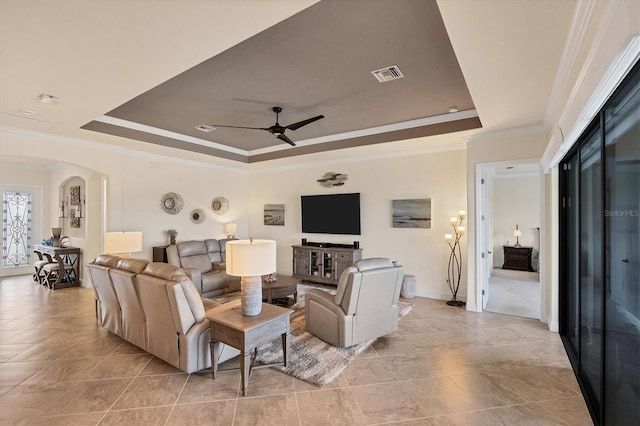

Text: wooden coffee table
xmin=206 ymin=299 xmax=292 ymax=396
xmin=262 ymin=275 xmax=299 ymax=304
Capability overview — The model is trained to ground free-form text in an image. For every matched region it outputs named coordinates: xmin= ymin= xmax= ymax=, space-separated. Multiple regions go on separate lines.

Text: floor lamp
xmin=226 ymin=239 xmax=276 ymax=316
xmin=444 ymin=210 xmax=465 ymax=307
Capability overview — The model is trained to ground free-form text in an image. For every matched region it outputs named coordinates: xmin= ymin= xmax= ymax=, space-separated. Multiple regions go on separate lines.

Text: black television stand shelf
xmin=292 ymin=244 xmax=362 ymax=285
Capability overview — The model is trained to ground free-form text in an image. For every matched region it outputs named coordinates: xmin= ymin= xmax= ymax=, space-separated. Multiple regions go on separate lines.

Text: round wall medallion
xmin=161 ymin=192 xmax=184 ymax=215
xmin=212 ymin=197 xmax=229 ymax=215
xmin=191 ymin=208 xmax=205 ymax=224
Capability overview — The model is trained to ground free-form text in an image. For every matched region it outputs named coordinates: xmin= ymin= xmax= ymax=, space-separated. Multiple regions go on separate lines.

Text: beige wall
xmin=0 ymin=128 xmax=250 ymax=286
xmin=2 ymin=128 xmax=466 ymax=298
xmin=249 ymin=147 xmax=468 ymax=299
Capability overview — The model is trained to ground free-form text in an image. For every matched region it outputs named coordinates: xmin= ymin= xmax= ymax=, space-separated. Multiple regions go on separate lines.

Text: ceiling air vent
xmin=371 ymin=65 xmax=404 ymax=83
xmin=195 ymin=124 xmax=215 ymax=132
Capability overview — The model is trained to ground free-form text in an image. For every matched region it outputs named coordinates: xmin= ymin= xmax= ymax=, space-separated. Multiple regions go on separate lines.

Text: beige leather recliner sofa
xmin=305 ymin=257 xmax=404 ymax=347
xmin=86 ymin=255 xmax=238 ymax=373
xmin=166 ymin=239 xmax=240 ymax=298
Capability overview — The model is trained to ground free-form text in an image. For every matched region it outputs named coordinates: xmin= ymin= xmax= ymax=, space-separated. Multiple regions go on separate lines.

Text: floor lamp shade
xmin=104 ymin=232 xmax=143 ymax=256
xmin=226 ymin=239 xmax=276 ymax=316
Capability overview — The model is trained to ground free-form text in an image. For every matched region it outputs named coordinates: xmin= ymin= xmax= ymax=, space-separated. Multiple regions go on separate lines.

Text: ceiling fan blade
xmin=277 ymin=133 xmax=296 ymax=146
xmin=208 ymin=123 xmax=269 ymax=131
xmin=286 ymin=115 xmax=324 ymax=131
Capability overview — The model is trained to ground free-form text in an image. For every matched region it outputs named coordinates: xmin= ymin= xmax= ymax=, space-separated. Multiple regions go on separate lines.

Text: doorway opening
xmin=476 ymin=160 xmax=543 ymax=319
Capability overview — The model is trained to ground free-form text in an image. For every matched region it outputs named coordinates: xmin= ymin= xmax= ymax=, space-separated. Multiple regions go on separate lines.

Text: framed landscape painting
xmin=392 ymin=198 xmax=431 ymax=228
xmin=264 ymin=204 xmax=285 ymax=226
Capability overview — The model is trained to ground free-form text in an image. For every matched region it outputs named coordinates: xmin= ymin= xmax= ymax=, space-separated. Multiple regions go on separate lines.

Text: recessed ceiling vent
xmin=371 ymin=65 xmax=404 ymax=83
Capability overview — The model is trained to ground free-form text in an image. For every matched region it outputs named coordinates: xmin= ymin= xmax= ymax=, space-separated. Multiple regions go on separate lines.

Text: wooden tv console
xmin=292 ymin=244 xmax=362 ymax=285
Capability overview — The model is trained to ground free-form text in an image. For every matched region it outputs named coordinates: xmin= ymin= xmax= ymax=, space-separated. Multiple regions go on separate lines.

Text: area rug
xmin=213 ymin=283 xmax=412 ymax=387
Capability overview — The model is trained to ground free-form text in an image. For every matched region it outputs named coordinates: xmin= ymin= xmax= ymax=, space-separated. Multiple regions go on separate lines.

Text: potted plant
xmin=167 ymin=229 xmax=178 ymax=245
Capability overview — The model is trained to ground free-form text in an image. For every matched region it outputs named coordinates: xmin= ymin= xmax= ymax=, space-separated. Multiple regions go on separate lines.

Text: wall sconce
xmin=58 ymin=199 xmax=68 ymax=218
xmin=77 ymin=195 xmax=86 ymax=218
xmin=513 ymin=225 xmax=522 ymax=247
xmin=225 ymin=223 xmax=237 ymax=239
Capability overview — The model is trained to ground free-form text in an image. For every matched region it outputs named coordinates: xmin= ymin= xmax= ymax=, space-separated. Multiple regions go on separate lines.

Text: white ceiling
xmin=0 ymin=0 xmax=577 ymax=168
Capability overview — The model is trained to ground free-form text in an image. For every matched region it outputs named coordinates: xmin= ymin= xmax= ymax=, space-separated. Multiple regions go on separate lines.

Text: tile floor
xmin=0 ymin=274 xmax=593 ymax=425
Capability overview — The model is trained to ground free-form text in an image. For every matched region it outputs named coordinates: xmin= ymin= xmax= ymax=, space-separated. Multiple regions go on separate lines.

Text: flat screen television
xmin=301 ymin=193 xmax=361 ymax=235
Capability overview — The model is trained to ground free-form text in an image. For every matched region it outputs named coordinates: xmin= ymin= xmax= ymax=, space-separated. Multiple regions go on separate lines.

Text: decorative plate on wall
xmin=212 ymin=197 xmax=229 ymax=215
xmin=161 ymin=192 xmax=184 ymax=215
xmin=190 ymin=208 xmax=205 ymax=224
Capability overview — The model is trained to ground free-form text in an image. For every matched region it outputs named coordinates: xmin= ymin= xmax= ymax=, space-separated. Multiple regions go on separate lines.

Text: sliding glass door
xmin=560 ymin=62 xmax=639 ymax=425
xmin=579 ymin=126 xmax=603 ymax=411
xmin=603 ymin=64 xmax=639 ymax=426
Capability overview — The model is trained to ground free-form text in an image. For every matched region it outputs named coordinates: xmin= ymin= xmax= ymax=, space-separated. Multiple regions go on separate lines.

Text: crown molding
xmin=464 ymin=124 xmax=548 ymax=143
xmin=0 ymin=125 xmax=249 ymax=174
xmin=1 ymin=123 xmax=468 ymax=175
xmin=543 ymin=33 xmax=640 ymax=172
xmin=251 ymin=141 xmax=467 ymax=174
xmin=95 ymin=115 xmax=249 ymax=156
xmin=544 ymin=0 xmax=598 ymax=126
xmin=249 ymin=109 xmax=478 ymax=156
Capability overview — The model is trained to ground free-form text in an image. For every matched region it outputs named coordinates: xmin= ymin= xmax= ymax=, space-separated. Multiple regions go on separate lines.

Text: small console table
xmin=292 ymin=243 xmax=362 ymax=285
xmin=33 ymin=244 xmax=81 ymax=289
xmin=502 ymin=246 xmax=534 ymax=272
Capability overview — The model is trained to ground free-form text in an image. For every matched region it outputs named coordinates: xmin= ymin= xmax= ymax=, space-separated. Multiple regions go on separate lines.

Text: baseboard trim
xmin=466 ymin=302 xmax=479 ymax=312
xmin=418 ymin=290 xmax=466 ymax=302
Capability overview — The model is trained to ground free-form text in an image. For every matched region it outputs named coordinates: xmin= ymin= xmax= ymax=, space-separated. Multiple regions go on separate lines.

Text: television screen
xmin=301 ymin=193 xmax=361 ymax=235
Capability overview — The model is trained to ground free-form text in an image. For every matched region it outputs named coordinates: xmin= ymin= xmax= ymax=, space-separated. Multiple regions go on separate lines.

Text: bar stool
xmin=33 ymin=250 xmax=51 ymax=285
xmin=42 ymin=253 xmax=75 ymax=288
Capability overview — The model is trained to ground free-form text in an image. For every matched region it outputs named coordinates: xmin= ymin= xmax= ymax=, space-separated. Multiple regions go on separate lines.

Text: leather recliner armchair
xmin=166 ymin=239 xmax=240 ymax=298
xmin=305 ymin=257 xmax=404 ymax=347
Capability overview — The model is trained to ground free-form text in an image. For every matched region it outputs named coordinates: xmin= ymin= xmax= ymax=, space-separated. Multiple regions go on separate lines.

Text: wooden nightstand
xmin=503 ymin=246 xmax=534 ymax=271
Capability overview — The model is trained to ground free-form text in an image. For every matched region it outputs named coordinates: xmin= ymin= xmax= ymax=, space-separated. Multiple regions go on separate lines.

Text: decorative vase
xmin=51 ymin=227 xmax=62 ymax=247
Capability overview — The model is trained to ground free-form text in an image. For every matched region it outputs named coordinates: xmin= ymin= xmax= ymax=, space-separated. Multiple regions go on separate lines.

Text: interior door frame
xmin=475 ymin=164 xmax=493 ymax=310
xmin=475 ymin=158 xmax=546 ymax=320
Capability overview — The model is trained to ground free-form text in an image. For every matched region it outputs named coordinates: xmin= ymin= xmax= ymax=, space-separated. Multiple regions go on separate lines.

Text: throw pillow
xmin=262 ymin=272 xmax=277 ymax=282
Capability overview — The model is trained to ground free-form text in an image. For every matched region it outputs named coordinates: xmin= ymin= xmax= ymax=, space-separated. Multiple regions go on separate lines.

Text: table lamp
xmin=104 ymin=231 xmax=143 ymax=257
xmin=226 ymin=239 xmax=276 ymax=316
xmin=225 ymin=222 xmax=237 ymax=239
xmin=513 ymin=225 xmax=522 ymax=247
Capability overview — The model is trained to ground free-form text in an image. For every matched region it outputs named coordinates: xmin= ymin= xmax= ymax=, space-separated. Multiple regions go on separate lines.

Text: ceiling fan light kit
xmin=206 ymin=106 xmax=324 ymax=146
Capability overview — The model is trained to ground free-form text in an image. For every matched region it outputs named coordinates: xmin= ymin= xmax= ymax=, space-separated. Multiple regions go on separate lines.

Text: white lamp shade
xmin=513 ymin=229 xmax=522 ymax=237
xmin=226 ymin=239 xmax=276 ymax=277
xmin=104 ymin=232 xmax=143 ymax=255
xmin=225 ymin=222 xmax=237 ymax=235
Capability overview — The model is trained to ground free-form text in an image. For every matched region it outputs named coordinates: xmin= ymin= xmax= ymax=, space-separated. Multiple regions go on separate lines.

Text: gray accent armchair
xmin=305 ymin=258 xmax=404 ymax=347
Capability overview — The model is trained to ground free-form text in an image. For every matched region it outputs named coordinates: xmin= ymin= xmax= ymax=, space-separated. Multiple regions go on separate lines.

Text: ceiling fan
xmin=207 ymin=106 xmax=324 ymax=146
